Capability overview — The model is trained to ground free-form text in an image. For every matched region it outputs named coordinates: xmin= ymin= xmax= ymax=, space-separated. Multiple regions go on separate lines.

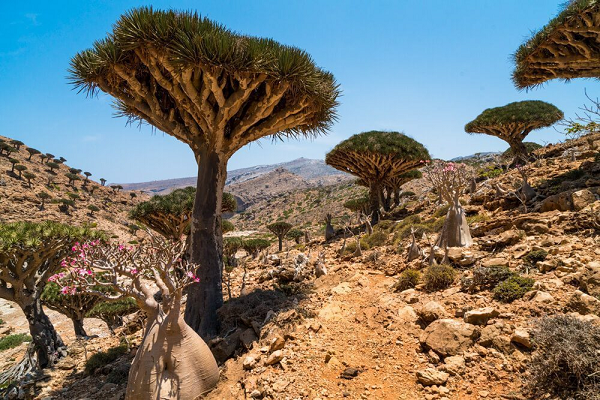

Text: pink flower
xmin=131 ymin=268 xmax=138 ymax=275
xmin=118 ymin=244 xmax=125 ymax=251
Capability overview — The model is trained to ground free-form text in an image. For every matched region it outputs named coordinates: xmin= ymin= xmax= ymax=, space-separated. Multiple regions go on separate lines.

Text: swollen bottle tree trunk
xmin=55 ymin=237 xmax=220 ymax=399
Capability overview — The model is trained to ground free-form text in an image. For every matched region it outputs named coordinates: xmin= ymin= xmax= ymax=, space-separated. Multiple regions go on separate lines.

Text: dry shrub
xmin=423 ymin=264 xmax=456 ymax=292
xmin=392 ymin=269 xmax=421 ymax=292
xmin=526 ymin=315 xmax=600 ymax=400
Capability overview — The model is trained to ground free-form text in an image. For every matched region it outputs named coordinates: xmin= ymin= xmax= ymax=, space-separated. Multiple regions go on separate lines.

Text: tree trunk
xmin=125 ymin=314 xmax=219 ymax=400
xmin=22 ymin=299 xmax=65 ymax=369
xmin=509 ymin=141 xmax=530 ymax=167
xmin=393 ymin=188 xmax=401 ymax=208
xmin=436 ymin=202 xmax=473 ymax=248
xmin=72 ymin=317 xmax=87 ymax=338
xmin=382 ymin=189 xmax=392 ymax=212
xmin=369 ymin=182 xmax=381 ymax=225
xmin=278 ymin=236 xmax=283 ymax=252
xmin=184 ymin=147 xmax=226 ymax=339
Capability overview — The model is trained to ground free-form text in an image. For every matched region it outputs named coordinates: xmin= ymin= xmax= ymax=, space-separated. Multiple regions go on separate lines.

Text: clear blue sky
xmin=0 ymin=1 xmax=595 ymax=183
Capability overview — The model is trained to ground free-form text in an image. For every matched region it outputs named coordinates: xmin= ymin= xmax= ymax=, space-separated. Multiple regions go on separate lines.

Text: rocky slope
xmin=0 ymin=135 xmax=145 ymax=240
xmin=0 ymin=133 xmax=598 ymax=400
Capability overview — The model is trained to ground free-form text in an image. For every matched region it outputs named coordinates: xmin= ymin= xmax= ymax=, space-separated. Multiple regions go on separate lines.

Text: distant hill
xmin=120 ymin=157 xmax=350 ymax=195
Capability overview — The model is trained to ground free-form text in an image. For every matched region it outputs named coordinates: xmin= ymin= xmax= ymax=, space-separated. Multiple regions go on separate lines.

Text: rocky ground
xmin=0 ymin=133 xmax=598 ymax=400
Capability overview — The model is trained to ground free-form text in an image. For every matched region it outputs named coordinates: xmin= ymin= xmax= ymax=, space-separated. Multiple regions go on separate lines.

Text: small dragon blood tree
xmin=53 ymin=235 xmax=219 ymax=399
xmin=465 ymin=101 xmax=563 ymax=165
xmin=326 ymin=131 xmax=430 ymax=224
xmin=426 ymin=161 xmax=474 ymax=248
xmin=267 ymin=221 xmax=293 ymax=252
xmin=383 ymin=169 xmax=422 ymax=210
xmin=130 ymin=187 xmax=236 ymax=239
xmin=0 ymin=221 xmax=102 ymax=370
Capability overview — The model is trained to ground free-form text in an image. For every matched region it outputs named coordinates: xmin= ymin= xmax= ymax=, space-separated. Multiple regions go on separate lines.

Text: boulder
xmin=398 ymin=306 xmax=419 ymax=323
xmin=532 ymin=291 xmax=554 ymax=304
xmin=416 ymin=368 xmax=449 ymax=386
xmin=420 ymin=319 xmax=479 ymax=357
xmin=399 ymin=288 xmax=419 ymax=304
xmin=243 ymin=355 xmax=258 ymax=370
xmin=269 ymin=335 xmax=286 ymax=352
xmin=567 ymin=290 xmax=600 ymax=315
xmin=416 ymin=301 xmax=448 ymax=325
xmin=463 ymin=307 xmax=499 ymax=326
xmin=572 ymin=189 xmax=597 ymax=211
xmin=265 ymin=350 xmax=284 ymax=366
xmin=541 ymin=192 xmax=573 ymax=212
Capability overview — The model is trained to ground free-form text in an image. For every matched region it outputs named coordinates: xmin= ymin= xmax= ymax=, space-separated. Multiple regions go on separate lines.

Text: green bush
xmin=423 ymin=264 xmax=456 ymax=292
xmin=493 ymin=275 xmax=534 ymax=303
xmin=84 ymin=345 xmax=128 ymax=375
xmin=106 ymin=363 xmax=130 ymax=384
xmin=360 ymin=231 xmax=388 ymax=249
xmin=471 ymin=265 xmax=515 ymax=291
xmin=523 ymin=249 xmax=548 ymax=266
xmin=0 ymin=334 xmax=32 ymax=351
xmin=393 ymin=269 xmax=421 ymax=292
xmin=526 ymin=315 xmax=600 ymax=400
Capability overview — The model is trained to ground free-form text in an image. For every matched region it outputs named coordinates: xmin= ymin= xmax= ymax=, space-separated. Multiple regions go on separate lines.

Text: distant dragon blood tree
xmin=383 ymin=169 xmax=422 ymax=209
xmin=69 ymin=7 xmax=339 ymax=338
xmin=130 ymin=187 xmax=236 ymax=239
xmin=326 ymin=131 xmax=430 ymax=224
xmin=0 ymin=222 xmax=102 ymax=369
xmin=465 ymin=101 xmax=563 ymax=165
xmin=513 ymin=0 xmax=600 ymax=89
xmin=53 ymin=236 xmax=219 ymax=399
xmin=426 ymin=161 xmax=473 ymax=248
xmin=267 ymin=221 xmax=293 ymax=251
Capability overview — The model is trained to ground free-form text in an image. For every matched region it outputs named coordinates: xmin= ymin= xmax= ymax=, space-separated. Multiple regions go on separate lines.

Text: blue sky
xmin=0 ymin=1 xmax=595 ymax=183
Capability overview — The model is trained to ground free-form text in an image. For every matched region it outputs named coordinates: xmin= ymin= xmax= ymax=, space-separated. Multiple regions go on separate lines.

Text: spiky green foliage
xmin=14 ymin=164 xmax=27 ymax=178
xmin=22 ymin=172 xmax=35 ymax=186
xmin=513 ymin=0 xmax=600 ymax=89
xmin=286 ymin=229 xmax=304 ymax=244
xmin=223 ymin=237 xmax=243 ymax=259
xmin=68 ymin=7 xmax=340 ymax=146
xmin=465 ymin=101 xmax=563 ymax=159
xmin=0 ymin=221 xmax=102 ymax=252
xmin=242 ymin=238 xmax=271 ymax=257
xmin=65 ymin=173 xmax=81 ymax=185
xmin=222 ymin=192 xmax=237 ymax=213
xmin=88 ymin=205 xmax=100 ymax=215
xmin=267 ymin=221 xmax=293 ymax=251
xmin=8 ymin=158 xmax=19 ymax=172
xmin=9 ymin=140 xmax=24 ymax=150
xmin=326 ymin=131 xmax=430 ymax=222
xmin=130 ymin=187 xmax=235 ymax=239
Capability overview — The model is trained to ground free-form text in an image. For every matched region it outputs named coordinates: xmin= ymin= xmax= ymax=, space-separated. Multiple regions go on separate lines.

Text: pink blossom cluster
xmin=186 ymin=271 xmax=200 ymax=283
xmin=60 ymin=286 xmax=77 ymax=295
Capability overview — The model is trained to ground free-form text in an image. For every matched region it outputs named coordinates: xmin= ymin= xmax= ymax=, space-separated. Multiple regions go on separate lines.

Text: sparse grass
xmin=423 ymin=264 xmax=456 ymax=292
xmin=466 ymin=214 xmax=489 ymax=224
xmin=392 ymin=269 xmax=421 ymax=292
xmin=0 ymin=334 xmax=32 ymax=351
xmin=493 ymin=275 xmax=534 ymax=303
xmin=360 ymin=231 xmax=388 ymax=249
xmin=84 ymin=344 xmax=128 ymax=375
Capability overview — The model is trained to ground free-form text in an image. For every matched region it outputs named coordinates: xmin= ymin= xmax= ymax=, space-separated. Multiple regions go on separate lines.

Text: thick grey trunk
xmin=184 ymin=147 xmax=226 ymax=339
xmin=369 ymin=182 xmax=381 ymax=225
xmin=22 ymin=298 xmax=65 ymax=369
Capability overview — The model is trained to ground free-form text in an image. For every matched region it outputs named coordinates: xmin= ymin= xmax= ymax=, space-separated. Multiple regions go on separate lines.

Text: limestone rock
xmin=463 ymin=307 xmax=499 ymax=326
xmin=420 ymin=319 xmax=479 ymax=356
xmin=416 ymin=368 xmax=449 ymax=386
xmin=269 ymin=335 xmax=286 ymax=352
xmin=441 ymin=355 xmax=465 ymax=376
xmin=511 ymin=329 xmax=532 ymax=349
xmin=532 ymin=291 xmax=554 ymax=304
xmin=580 ymin=261 xmax=600 ymax=298
xmin=265 ymin=350 xmax=284 ymax=366
xmin=398 ymin=306 xmax=419 ymax=323
xmin=572 ymin=189 xmax=597 ymax=211
xmin=567 ymin=290 xmax=600 ymax=315
xmin=243 ymin=355 xmax=258 ymax=370
xmin=416 ymin=301 xmax=448 ymax=325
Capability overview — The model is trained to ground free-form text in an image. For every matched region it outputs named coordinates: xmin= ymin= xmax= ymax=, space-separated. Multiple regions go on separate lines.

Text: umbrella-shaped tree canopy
xmin=465 ymin=101 xmax=563 ymax=162
xmin=513 ymin=0 xmax=600 ymax=89
xmin=326 ymin=131 xmax=430 ymax=223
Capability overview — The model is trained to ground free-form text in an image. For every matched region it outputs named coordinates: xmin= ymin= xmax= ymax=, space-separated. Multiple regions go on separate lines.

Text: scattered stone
xmin=398 ymin=305 xmax=418 ymax=323
xmin=416 ymin=368 xmax=449 ymax=386
xmin=441 ymin=355 xmax=465 ymax=376
xmin=240 ymin=328 xmax=259 ymax=349
xmin=580 ymin=261 xmax=600 ymax=298
xmin=420 ymin=319 xmax=479 ymax=356
xmin=243 ymin=355 xmax=258 ymax=370
xmin=399 ymin=289 xmax=419 ymax=304
xmin=532 ymin=291 xmax=554 ymax=304
xmin=511 ymin=329 xmax=532 ymax=349
xmin=265 ymin=350 xmax=284 ymax=366
xmin=572 ymin=189 xmax=597 ymax=211
xmin=416 ymin=301 xmax=448 ymax=325
xmin=567 ymin=290 xmax=600 ymax=315
xmin=481 ymin=258 xmax=509 ymax=268
xmin=463 ymin=307 xmax=499 ymax=326
xmin=269 ymin=335 xmax=286 ymax=352
xmin=340 ymin=367 xmax=360 ymax=379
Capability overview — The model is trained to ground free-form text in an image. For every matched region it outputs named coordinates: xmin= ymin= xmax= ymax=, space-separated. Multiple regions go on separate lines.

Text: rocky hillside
xmin=0 ymin=134 xmax=598 ymax=400
xmin=0 ymin=135 xmax=145 ymax=240
xmin=120 ymin=157 xmax=349 ymax=195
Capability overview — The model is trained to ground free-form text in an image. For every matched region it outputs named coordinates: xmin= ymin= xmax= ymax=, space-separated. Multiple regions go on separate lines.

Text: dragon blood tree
xmin=69 ymin=7 xmax=340 ymax=338
xmin=383 ymin=169 xmax=422 ymax=209
xmin=0 ymin=221 xmax=102 ymax=369
xmin=465 ymin=101 xmax=563 ymax=165
xmin=326 ymin=131 xmax=430 ymax=224
xmin=267 ymin=221 xmax=293 ymax=252
xmin=513 ymin=0 xmax=600 ymax=89
xmin=426 ymin=161 xmax=474 ymax=248
xmin=53 ymin=236 xmax=219 ymax=399
xmin=130 ymin=187 xmax=236 ymax=240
